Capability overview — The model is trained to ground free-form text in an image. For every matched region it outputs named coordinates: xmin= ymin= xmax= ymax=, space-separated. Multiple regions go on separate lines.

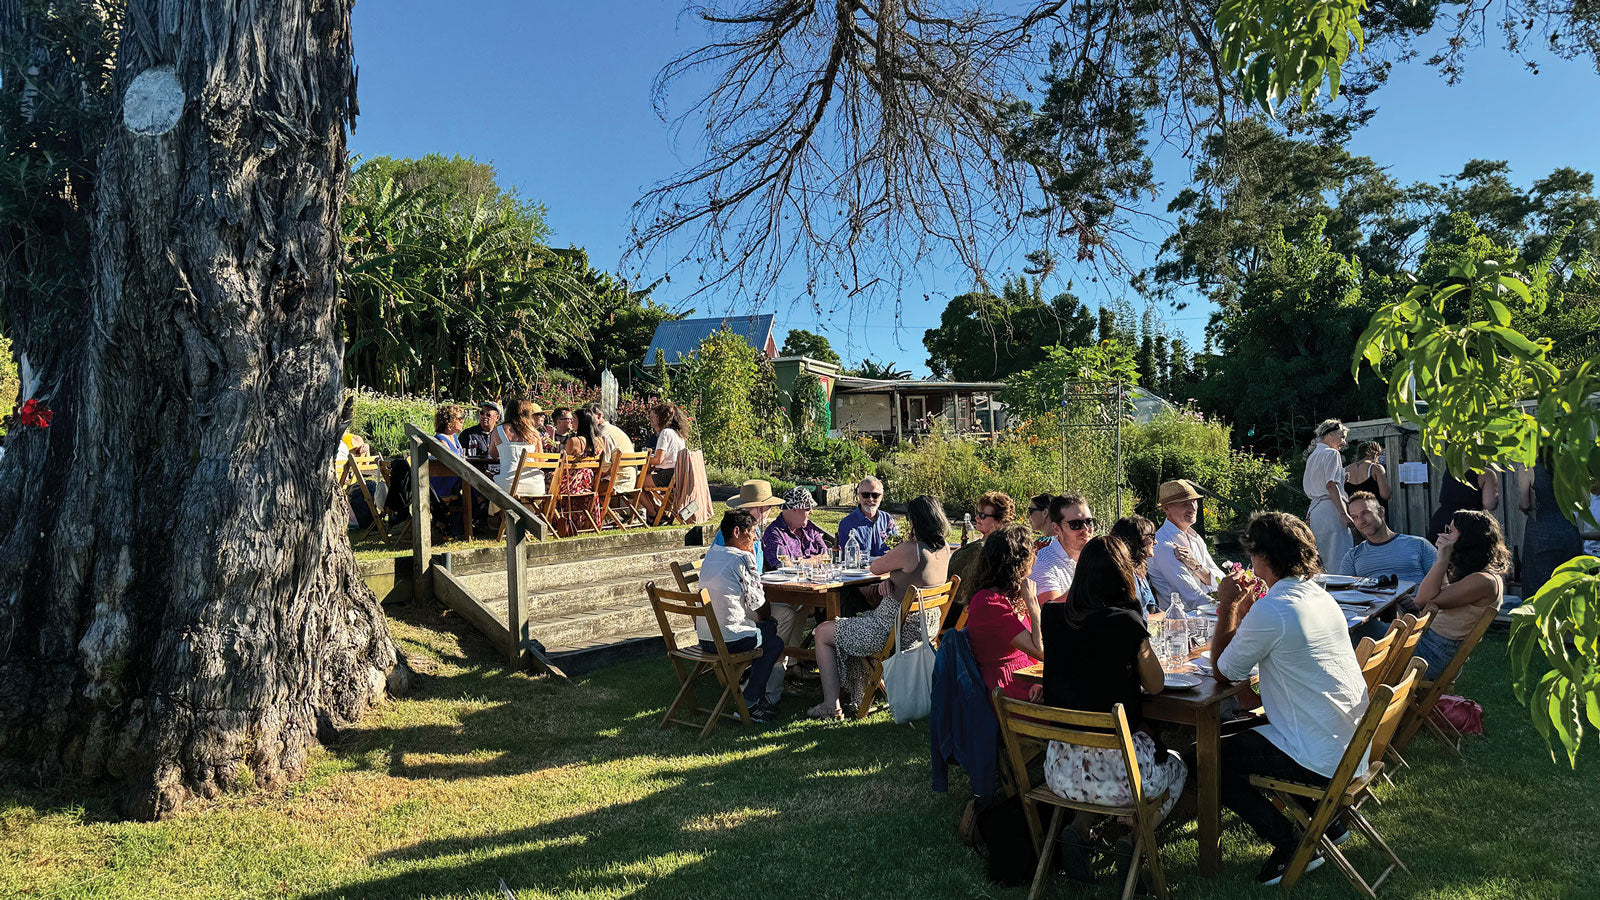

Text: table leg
xmin=1195 ymin=709 xmax=1223 ymax=876
xmin=825 ymin=593 xmax=840 ymax=621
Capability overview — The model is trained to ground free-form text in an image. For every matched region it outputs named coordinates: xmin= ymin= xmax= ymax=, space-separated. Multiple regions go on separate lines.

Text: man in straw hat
xmin=1149 ymin=478 xmax=1225 ymax=614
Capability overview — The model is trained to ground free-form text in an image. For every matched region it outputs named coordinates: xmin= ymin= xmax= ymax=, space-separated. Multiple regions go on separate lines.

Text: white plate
xmin=761 ymin=573 xmax=794 ymax=583
xmin=1194 ymin=602 xmax=1219 ymax=616
xmin=840 ymin=568 xmax=872 ymax=578
xmin=1317 ymin=574 xmax=1362 ymax=589
xmin=1163 ymin=673 xmax=1203 ymax=690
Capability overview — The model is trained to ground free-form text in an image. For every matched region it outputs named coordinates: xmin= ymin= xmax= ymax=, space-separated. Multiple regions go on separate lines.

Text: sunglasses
xmin=1063 ymin=517 xmax=1097 ymax=531
xmin=859 ymin=492 xmax=881 ymax=499
xmin=1028 ymin=506 xmax=1046 ymax=515
xmin=974 ymin=511 xmax=998 ymax=521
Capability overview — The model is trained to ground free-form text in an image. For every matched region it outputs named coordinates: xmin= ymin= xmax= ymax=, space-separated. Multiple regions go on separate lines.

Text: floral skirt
xmin=1044 ymin=730 xmax=1186 ymax=823
xmin=834 ymin=606 xmax=937 ymax=711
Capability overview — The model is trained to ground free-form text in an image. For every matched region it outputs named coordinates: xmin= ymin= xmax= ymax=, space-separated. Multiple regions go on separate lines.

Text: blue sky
xmin=349 ymin=1 xmax=1600 ymax=376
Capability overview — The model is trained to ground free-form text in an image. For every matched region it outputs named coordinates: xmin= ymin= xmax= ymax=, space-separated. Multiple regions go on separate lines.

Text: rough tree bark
xmin=0 ymin=0 xmax=396 ymax=819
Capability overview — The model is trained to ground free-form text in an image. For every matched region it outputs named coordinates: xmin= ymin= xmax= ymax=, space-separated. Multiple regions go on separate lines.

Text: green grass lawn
xmin=4 ymin=599 xmax=1591 ymax=900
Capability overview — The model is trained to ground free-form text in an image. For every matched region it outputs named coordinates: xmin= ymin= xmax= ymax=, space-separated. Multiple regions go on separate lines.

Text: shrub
xmin=1122 ymin=407 xmax=1290 ymax=536
xmin=794 ymin=434 xmax=876 ymax=483
xmin=349 ymin=389 xmax=440 ymax=457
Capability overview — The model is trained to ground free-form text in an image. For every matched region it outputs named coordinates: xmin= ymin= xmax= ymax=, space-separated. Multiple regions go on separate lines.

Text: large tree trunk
xmin=0 ymin=0 xmax=395 ymax=819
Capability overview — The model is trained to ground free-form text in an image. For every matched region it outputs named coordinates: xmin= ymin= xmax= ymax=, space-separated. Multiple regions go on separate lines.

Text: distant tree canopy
xmin=923 ymin=276 xmax=1095 ymax=381
xmin=779 ymin=328 xmax=840 ymax=365
xmin=848 ymin=359 xmax=912 ymax=380
xmin=340 ymin=156 xmax=668 ymax=397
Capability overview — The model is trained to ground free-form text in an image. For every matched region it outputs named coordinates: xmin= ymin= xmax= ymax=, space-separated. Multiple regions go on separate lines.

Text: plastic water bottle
xmin=1168 ymin=593 xmax=1187 ymax=618
xmin=844 ymin=532 xmax=862 ymax=569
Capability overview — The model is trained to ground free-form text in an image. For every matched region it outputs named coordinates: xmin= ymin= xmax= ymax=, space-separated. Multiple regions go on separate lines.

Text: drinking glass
xmin=1162 ymin=619 xmax=1188 ymax=670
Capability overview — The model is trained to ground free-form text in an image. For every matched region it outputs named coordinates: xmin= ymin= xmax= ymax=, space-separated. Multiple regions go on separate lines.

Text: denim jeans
xmin=1414 ymin=627 xmax=1461 ymax=680
xmin=1215 ymin=727 xmax=1329 ymax=851
xmin=702 ymin=618 xmax=783 ymax=707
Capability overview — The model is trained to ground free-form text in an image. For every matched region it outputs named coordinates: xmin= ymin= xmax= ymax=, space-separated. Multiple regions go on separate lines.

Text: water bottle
xmin=1168 ymin=593 xmax=1187 ymax=618
xmin=961 ymin=513 xmax=973 ymax=546
xmin=844 ymin=532 xmax=862 ymax=569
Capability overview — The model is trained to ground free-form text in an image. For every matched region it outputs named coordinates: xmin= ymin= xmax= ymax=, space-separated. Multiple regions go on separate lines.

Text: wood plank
xmin=432 ymin=565 xmax=513 ymax=657
xmin=404 ymin=423 xmax=548 ymax=539
xmin=411 ymin=434 xmax=432 ymax=602
xmin=506 ymin=518 xmax=527 ymax=666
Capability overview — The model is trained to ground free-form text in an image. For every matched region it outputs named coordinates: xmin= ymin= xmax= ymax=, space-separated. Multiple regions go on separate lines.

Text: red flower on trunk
xmin=19 ymin=398 xmax=53 ymax=428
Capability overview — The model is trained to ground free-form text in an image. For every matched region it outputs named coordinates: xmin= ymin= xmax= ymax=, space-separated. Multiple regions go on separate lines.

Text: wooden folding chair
xmin=602 ymin=452 xmax=651 ymax=529
xmin=993 ymin=691 xmax=1171 ymax=900
xmin=496 ymin=450 xmax=562 ymax=539
xmin=1354 ymin=618 xmax=1408 ymax=693
xmin=856 ymin=576 xmax=960 ymax=719
xmin=670 ymin=557 xmax=704 ymax=593
xmin=1389 ymin=605 xmax=1497 ymax=761
xmin=646 ymin=581 xmax=760 ymax=739
xmin=646 ymin=464 xmax=680 ymax=526
xmin=553 ymin=456 xmax=603 ymax=536
xmin=1250 ymin=658 xmax=1426 ymax=897
xmin=1377 ymin=610 xmax=1431 ymax=687
xmin=338 ymin=454 xmax=393 ymax=543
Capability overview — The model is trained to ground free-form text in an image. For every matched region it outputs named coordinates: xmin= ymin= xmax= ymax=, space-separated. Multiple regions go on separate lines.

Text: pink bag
xmin=1433 ymin=695 xmax=1483 ymax=735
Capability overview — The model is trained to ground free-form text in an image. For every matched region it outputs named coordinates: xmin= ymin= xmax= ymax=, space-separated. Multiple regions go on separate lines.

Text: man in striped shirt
xmin=1338 ymin=491 xmax=1436 ymax=583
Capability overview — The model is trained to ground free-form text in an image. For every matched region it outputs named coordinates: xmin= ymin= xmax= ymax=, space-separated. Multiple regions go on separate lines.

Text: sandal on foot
xmin=807 ymin=703 xmax=844 ymax=720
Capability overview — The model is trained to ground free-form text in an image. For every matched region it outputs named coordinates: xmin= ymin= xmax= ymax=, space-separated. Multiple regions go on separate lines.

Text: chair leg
xmin=1319 ymin=835 xmax=1376 ymax=899
xmin=1138 ymin=811 xmax=1170 ymax=900
xmin=661 ymin=660 xmax=704 ymax=731
xmin=1348 ymin=807 xmax=1409 ymax=875
xmin=1424 ymin=714 xmax=1463 ymax=756
xmin=700 ymin=677 xmax=735 ymax=739
xmin=1027 ymin=806 xmax=1066 ymax=900
xmin=1119 ymin=833 xmax=1145 ymax=900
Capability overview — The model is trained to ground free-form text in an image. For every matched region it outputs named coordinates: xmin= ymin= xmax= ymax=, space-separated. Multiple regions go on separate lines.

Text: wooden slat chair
xmin=633 ymin=458 xmax=679 ymax=526
xmin=1389 ymin=604 xmax=1497 ymax=761
xmin=621 ymin=456 xmax=658 ymax=526
xmin=670 ymin=557 xmax=704 ymax=593
xmin=602 ymin=452 xmax=651 ymax=530
xmin=993 ymin=691 xmax=1172 ymax=900
xmin=337 ymin=454 xmax=393 ymax=543
xmin=646 ymin=581 xmax=760 ymax=738
xmin=496 ymin=450 xmax=563 ymax=540
xmin=553 ymin=456 xmax=604 ymax=536
xmin=1378 ymin=610 xmax=1431 ymax=687
xmin=1354 ymin=618 xmax=1409 ymax=693
xmin=1249 ymin=658 xmax=1426 ymax=898
xmin=855 ymin=576 xmax=960 ymax=719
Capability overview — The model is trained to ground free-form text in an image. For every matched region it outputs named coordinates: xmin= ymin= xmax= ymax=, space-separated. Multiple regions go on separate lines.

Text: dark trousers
xmin=1217 ymin=727 xmax=1329 ymax=850
xmin=702 ymin=618 xmax=783 ymax=707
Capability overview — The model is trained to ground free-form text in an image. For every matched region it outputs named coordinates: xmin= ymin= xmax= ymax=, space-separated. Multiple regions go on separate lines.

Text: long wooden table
xmin=761 ymin=572 xmax=887 ymax=663
xmin=1014 ymin=578 xmax=1417 ymax=877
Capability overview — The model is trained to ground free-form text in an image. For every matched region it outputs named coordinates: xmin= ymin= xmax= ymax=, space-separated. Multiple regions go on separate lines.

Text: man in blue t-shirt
xmin=1339 ymin=491 xmax=1437 ymax=584
xmin=836 ymin=476 xmax=898 ymax=557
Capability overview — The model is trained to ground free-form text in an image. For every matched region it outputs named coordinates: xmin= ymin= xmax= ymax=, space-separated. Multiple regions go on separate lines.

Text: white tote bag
xmin=882 ymin=600 xmax=938 ymax=724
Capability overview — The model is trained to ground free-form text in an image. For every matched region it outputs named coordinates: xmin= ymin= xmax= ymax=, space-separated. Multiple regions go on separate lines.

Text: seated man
xmin=836 ymin=476 xmax=897 ymax=557
xmin=1210 ymin=512 xmax=1368 ymax=885
xmin=460 ymin=400 xmax=502 ymax=473
xmin=1029 ymin=494 xmax=1094 ymax=603
xmin=1339 ymin=490 xmax=1436 ymax=583
xmin=763 ymin=487 xmax=829 ymax=570
xmin=586 ymin=402 xmax=638 ymax=492
xmin=1148 ymin=479 xmax=1225 ymax=613
xmin=699 ymin=508 xmax=784 ymax=722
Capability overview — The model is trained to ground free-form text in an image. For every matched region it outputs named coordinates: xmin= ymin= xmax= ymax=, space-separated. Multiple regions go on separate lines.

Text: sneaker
xmin=746 ymin=700 xmax=777 ymax=723
xmin=1054 ymin=829 xmax=1097 ymax=885
xmin=1257 ymin=845 xmax=1324 ymax=886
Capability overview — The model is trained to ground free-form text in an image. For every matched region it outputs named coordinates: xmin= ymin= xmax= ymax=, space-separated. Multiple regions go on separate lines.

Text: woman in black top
xmin=1039 ymin=537 xmax=1189 ymax=878
xmin=1344 ymin=441 xmax=1391 ymax=509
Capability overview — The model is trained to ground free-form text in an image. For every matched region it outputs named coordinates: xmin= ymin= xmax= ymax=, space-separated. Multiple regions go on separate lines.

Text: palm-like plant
xmin=851 ymin=358 xmax=913 ymax=380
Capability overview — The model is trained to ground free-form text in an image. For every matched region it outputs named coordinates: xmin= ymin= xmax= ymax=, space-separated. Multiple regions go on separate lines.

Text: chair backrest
xmin=993 ymin=690 xmax=1147 ymax=812
xmin=1355 ymin=618 xmax=1409 ymax=692
xmin=1381 ymin=610 xmax=1431 ymax=686
xmin=877 ymin=576 xmax=961 ymax=658
xmin=671 ymin=557 xmax=704 ymax=593
xmin=645 ymin=581 xmax=725 ymax=656
xmin=1313 ymin=656 xmax=1425 ymax=801
xmin=510 ymin=450 xmax=563 ymax=507
xmin=609 ymin=452 xmax=649 ymax=493
xmin=562 ymin=455 xmax=602 ymax=489
xmin=1369 ymin=658 xmax=1427 ymax=763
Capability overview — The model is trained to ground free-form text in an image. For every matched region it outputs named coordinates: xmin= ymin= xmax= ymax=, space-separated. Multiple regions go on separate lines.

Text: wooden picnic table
xmin=761 ymin=571 xmax=887 ymax=664
xmin=1014 ymin=577 xmax=1418 ymax=876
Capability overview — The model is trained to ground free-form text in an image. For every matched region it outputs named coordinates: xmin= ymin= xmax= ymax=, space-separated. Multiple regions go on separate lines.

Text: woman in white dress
xmin=488 ymin=399 xmax=547 ymax=498
xmin=1303 ymin=418 xmax=1354 ymax=568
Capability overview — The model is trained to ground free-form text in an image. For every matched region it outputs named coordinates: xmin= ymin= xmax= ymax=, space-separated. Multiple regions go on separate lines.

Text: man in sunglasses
xmin=1148 ymin=478 xmax=1225 ymax=614
xmin=1030 ymin=494 xmax=1096 ymax=603
xmin=837 ymin=475 xmax=898 ymax=557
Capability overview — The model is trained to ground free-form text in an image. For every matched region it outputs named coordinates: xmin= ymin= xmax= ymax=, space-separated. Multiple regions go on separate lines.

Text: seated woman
xmin=553 ymin=409 xmax=604 ymax=533
xmin=488 ymin=400 xmax=548 ymax=499
xmin=1109 ymin=515 xmax=1159 ymax=615
xmin=1040 ymin=537 xmax=1188 ymax=879
xmin=963 ymin=522 xmax=1044 ymax=700
xmin=810 ymin=494 xmax=952 ymax=718
xmin=431 ymin=403 xmax=466 ymax=496
xmin=1412 ymin=509 xmax=1508 ymax=678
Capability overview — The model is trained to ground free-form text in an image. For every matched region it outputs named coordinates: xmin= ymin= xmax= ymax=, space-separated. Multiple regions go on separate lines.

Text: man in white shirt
xmin=698 ymin=508 xmax=784 ymax=722
xmin=1148 ymin=479 xmax=1225 ymax=614
xmin=1029 ymin=494 xmax=1095 ymax=602
xmin=585 ymin=403 xmax=638 ymax=492
xmin=1210 ymin=512 xmax=1369 ymax=885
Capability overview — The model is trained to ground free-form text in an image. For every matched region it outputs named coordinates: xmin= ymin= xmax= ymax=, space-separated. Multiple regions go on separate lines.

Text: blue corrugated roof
xmin=642 ymin=314 xmax=775 ymax=364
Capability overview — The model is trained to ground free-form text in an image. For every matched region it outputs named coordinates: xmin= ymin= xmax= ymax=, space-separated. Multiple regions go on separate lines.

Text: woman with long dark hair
xmin=963 ymin=522 xmax=1044 ymax=701
xmin=1039 ymin=536 xmax=1186 ymax=880
xmin=810 ymin=495 xmax=952 ymax=718
xmin=1413 ymin=509 xmax=1509 ymax=678
xmin=647 ymin=401 xmax=690 ymax=487
xmin=1109 ymin=515 xmax=1158 ymax=614
xmin=488 ymin=399 xmax=547 ymax=497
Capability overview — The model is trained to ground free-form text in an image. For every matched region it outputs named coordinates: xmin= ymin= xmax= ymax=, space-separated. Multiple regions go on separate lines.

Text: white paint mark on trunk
xmin=123 ymin=67 xmax=185 ymax=135
xmin=19 ymin=351 xmax=37 ymax=398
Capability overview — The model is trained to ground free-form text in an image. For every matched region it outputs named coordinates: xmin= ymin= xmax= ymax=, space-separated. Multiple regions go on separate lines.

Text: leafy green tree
xmin=1000 ymin=339 xmax=1140 ymax=419
xmin=779 ymin=328 xmax=841 ymax=365
xmin=355 ymin=154 xmax=550 ymax=241
xmin=923 ymin=276 xmax=1094 ymax=380
xmin=541 ymin=271 xmax=678 ymax=384
xmin=676 ymin=328 xmax=763 ymax=467
xmin=1192 ymin=216 xmax=1387 ymax=457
